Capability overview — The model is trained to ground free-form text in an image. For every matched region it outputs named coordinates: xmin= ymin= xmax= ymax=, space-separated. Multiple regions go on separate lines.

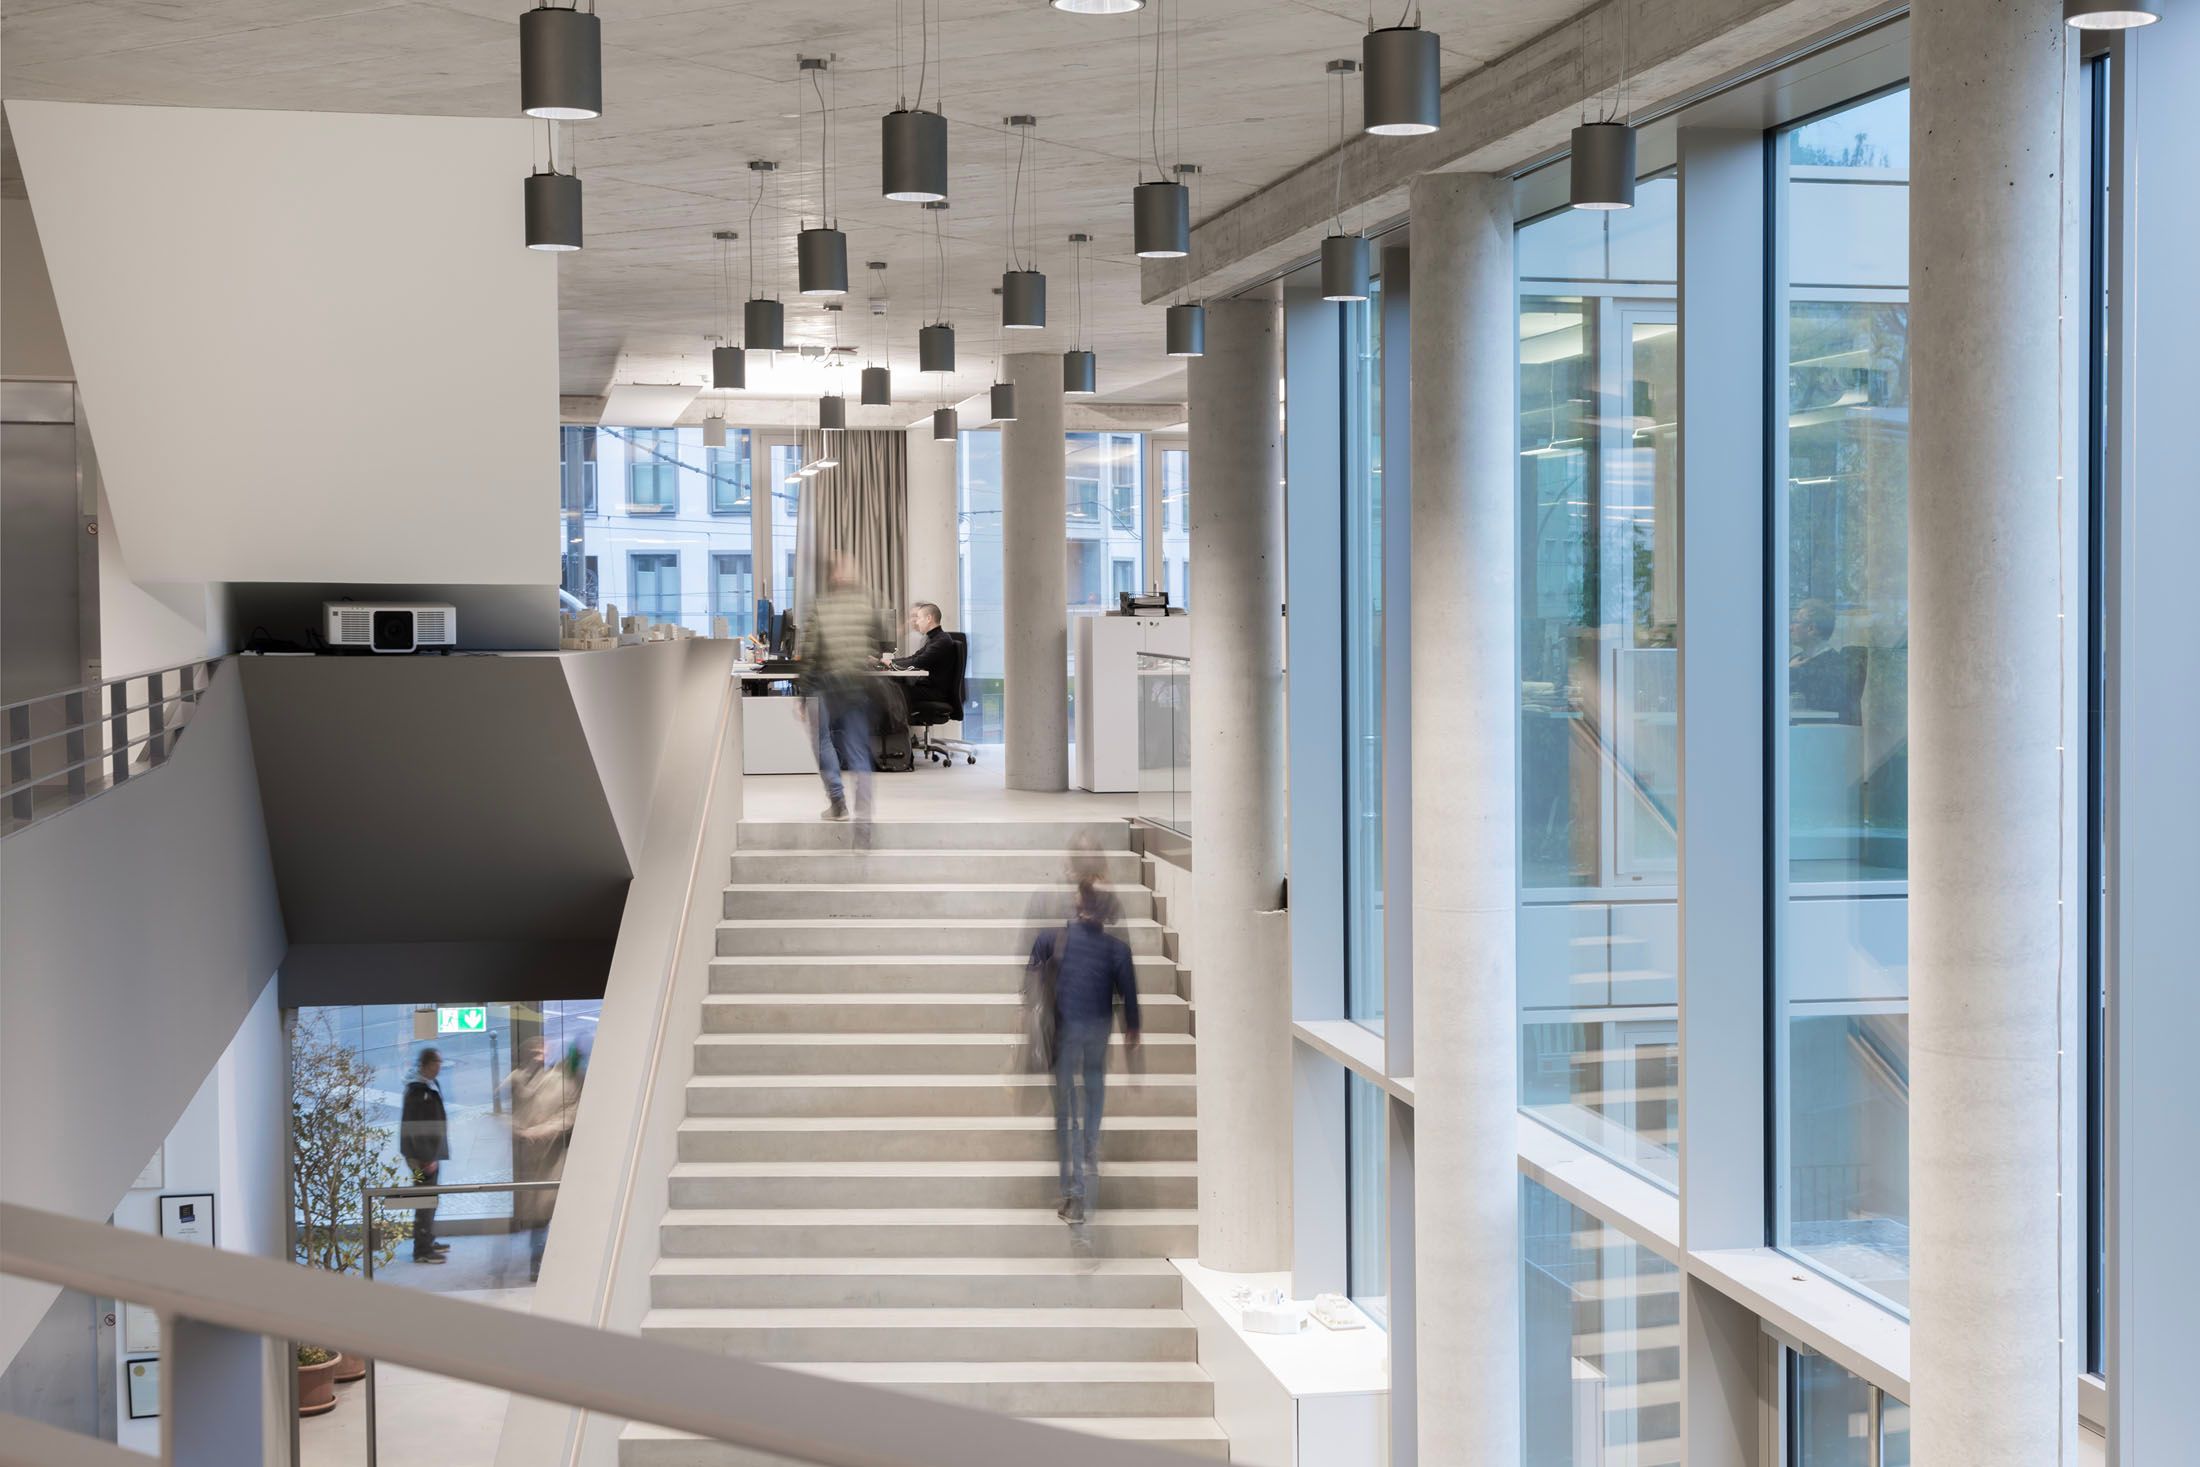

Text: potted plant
xmin=292 ymin=1015 xmax=412 ymax=1384
xmin=296 ymin=1345 xmax=339 ymax=1416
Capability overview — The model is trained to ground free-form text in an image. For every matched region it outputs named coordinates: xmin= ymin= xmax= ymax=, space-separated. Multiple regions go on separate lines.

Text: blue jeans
xmin=1054 ymin=1019 xmax=1110 ymax=1207
xmin=812 ymin=687 xmax=874 ymax=813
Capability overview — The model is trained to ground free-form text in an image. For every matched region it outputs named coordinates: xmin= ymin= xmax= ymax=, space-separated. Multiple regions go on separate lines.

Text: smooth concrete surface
xmin=1406 ymin=172 xmax=1519 ymax=1467
xmin=1907 ymin=4 xmax=2080 ymax=1464
xmin=1186 ymin=291 xmax=1292 ymax=1273
xmin=1000 ymin=353 xmax=1069 ymax=791
xmin=740 ymin=764 xmax=1138 ymax=824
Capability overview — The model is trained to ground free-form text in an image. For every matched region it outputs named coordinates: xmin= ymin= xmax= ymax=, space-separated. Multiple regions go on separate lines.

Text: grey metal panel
xmin=238 ymin=655 xmax=631 ymax=945
xmin=278 ymin=940 xmax=614 ymax=1008
xmin=1 ymin=417 xmax=81 ymax=700
xmin=1380 ymin=242 xmax=1415 ymax=1079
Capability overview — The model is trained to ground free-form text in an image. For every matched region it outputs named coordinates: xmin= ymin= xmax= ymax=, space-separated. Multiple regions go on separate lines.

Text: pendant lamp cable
xmin=747 ymin=168 xmax=764 ymax=297
xmin=1150 ymin=0 xmax=1167 ymax=179
xmin=934 ymin=205 xmax=948 ymax=321
xmin=916 ymin=0 xmax=931 ymax=111
xmin=1332 ymin=66 xmax=1345 ymax=234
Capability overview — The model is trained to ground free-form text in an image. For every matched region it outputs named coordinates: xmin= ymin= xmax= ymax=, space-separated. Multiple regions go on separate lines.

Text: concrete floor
xmin=741 ymin=760 xmax=1140 ymax=825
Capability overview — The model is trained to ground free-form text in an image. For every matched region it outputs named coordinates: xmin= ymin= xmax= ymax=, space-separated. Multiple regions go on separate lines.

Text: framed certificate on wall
xmin=125 ymin=1357 xmax=160 ymax=1419
xmin=158 ymin=1194 xmax=215 ymax=1247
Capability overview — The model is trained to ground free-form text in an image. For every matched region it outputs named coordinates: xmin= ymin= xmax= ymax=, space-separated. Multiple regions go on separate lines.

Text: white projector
xmin=324 ymin=601 xmax=457 ymax=654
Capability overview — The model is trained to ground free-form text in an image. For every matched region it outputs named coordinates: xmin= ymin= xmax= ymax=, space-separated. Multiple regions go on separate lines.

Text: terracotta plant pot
xmin=334 ymin=1351 xmax=366 ymax=1383
xmin=297 ymin=1358 xmax=339 ymax=1416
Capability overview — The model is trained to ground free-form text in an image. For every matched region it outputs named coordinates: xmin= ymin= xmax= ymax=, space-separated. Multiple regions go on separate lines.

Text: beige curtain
xmin=794 ymin=428 xmax=907 ymax=625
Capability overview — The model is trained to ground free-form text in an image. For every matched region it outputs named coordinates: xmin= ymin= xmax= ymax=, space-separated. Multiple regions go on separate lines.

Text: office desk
xmin=735 ymin=668 xmax=924 ymax=777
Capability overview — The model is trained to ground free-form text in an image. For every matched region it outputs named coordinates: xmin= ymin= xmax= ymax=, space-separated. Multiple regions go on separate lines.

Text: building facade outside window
xmin=626 ymin=427 xmax=680 ymax=513
xmin=1066 ymin=431 xmax=1145 ymax=609
xmin=708 ymin=444 xmax=750 ymax=516
xmin=1159 ymin=444 xmax=1191 ymax=607
xmin=627 ymin=552 xmax=679 ymax=621
xmin=711 ymin=553 xmax=753 ymax=624
xmin=1514 ymin=175 xmax=1681 ymax=1187
xmin=560 ymin=426 xmax=757 ymax=638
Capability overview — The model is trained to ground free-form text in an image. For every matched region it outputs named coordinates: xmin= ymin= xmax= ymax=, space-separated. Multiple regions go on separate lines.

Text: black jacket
xmin=399 ymin=1078 xmax=450 ymax=1165
xmin=1033 ymin=920 xmax=1141 ymax=1034
xmin=893 ymin=626 xmax=959 ymax=710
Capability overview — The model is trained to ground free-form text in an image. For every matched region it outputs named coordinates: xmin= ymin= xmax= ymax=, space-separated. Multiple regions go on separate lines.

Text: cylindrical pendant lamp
xmin=1002 ymin=270 xmax=1047 ymax=329
xmin=919 ymin=323 xmax=956 ymax=373
xmin=525 ymin=171 xmax=583 ymax=251
xmin=712 ymin=345 xmax=745 ymax=390
xmin=1363 ymin=25 xmax=1440 ymax=136
xmin=520 ymin=5 xmax=602 ymax=120
xmin=1569 ymin=121 xmax=1636 ymax=210
xmin=1165 ymin=302 xmax=1206 ymax=358
xmin=744 ymin=297 xmax=785 ymax=351
xmin=819 ymin=394 xmax=846 ymax=432
xmin=1050 ymin=0 xmax=1145 ymax=11
xmin=882 ymin=109 xmax=949 ymax=202
xmin=2064 ymin=0 xmax=2160 ymax=25
xmin=933 ymin=407 xmax=959 ymax=441
xmin=1132 ymin=180 xmax=1191 ymax=259
xmin=1063 ymin=349 xmax=1097 ymax=396
xmin=1321 ymin=233 xmax=1370 ymax=302
xmin=860 ymin=365 xmax=892 ymax=406
xmin=991 ymin=381 xmax=1018 ymax=421
xmin=797 ymin=226 xmax=849 ymax=296
xmin=703 ymin=417 xmax=727 ymax=449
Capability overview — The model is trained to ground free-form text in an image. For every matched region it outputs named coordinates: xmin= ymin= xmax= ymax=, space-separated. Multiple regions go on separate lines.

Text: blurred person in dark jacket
xmin=1030 ymin=875 xmax=1141 ymax=1226
xmin=399 ymin=1049 xmax=451 ymax=1264
xmin=799 ymin=552 xmax=889 ymax=826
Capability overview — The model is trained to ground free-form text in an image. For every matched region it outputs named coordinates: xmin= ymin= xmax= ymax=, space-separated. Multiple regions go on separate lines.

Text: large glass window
xmin=768 ymin=440 xmax=801 ymax=610
xmin=1066 ymin=431 xmax=1144 ymax=611
xmin=562 ymin=426 xmax=753 ymax=637
xmin=1344 ymin=285 xmax=1386 ymax=1029
xmin=628 ymin=551 xmax=680 ymax=621
xmin=957 ymin=429 xmax=1005 ymax=740
xmin=1787 ymin=1353 xmax=1909 ymax=1467
xmin=1521 ymin=1177 xmax=1681 ymax=1465
xmin=1158 ymin=443 xmax=1191 ymax=607
xmin=708 ymin=439 xmax=751 ymax=516
xmin=712 ymin=552 xmax=754 ymax=634
xmin=625 ymin=427 xmax=679 ymax=514
xmin=1772 ymin=88 xmax=1913 ymax=1310
xmin=1345 ymin=1073 xmax=1387 ymax=1324
xmin=1515 ymin=175 xmax=1682 ymax=1187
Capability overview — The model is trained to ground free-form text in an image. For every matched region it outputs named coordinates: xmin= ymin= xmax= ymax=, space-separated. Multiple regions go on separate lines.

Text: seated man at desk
xmin=887 ymin=601 xmax=959 ymax=711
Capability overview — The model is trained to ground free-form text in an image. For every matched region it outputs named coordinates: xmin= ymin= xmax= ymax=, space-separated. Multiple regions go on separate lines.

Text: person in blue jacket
xmin=1031 ymin=876 xmax=1141 ymax=1225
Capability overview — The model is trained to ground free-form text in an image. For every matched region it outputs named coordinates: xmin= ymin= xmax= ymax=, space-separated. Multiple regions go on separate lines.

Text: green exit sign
xmin=437 ymin=1005 xmax=488 ymax=1035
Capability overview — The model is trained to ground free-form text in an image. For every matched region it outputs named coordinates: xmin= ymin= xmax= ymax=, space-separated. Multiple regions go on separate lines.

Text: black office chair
xmin=907 ymin=632 xmax=977 ymax=767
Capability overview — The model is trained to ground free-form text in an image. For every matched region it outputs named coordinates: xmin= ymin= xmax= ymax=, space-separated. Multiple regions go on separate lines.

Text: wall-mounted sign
xmin=437 ymin=1005 xmax=488 ymax=1035
xmin=158 ymin=1193 xmax=215 ymax=1248
xmin=125 ymin=1357 xmax=160 ymax=1419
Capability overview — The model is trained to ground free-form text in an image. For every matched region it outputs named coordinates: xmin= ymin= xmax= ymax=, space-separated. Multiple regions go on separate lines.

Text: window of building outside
xmin=712 ymin=553 xmax=753 ymax=626
xmin=1787 ymin=1352 xmax=1910 ymax=1467
xmin=560 ymin=427 xmax=757 ymax=637
xmin=957 ymin=428 xmax=1005 ymax=740
xmin=1521 ymin=1176 xmax=1681 ymax=1466
xmin=1771 ymin=87 xmax=1912 ymax=1311
xmin=1344 ymin=282 xmax=1385 ymax=1029
xmin=1159 ymin=444 xmax=1191 ymax=608
xmin=1067 ymin=431 xmax=1145 ymax=611
xmin=1514 ymin=173 xmax=1681 ymax=1188
xmin=767 ymin=440 xmax=801 ymax=612
xmin=1345 ymin=1073 xmax=1388 ymax=1324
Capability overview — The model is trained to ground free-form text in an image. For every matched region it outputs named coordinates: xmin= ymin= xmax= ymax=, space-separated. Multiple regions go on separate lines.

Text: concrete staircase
xmin=619 ymin=818 xmax=1225 ymax=1465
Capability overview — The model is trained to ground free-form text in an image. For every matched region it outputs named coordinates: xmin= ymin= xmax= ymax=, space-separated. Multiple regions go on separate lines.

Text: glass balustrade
xmin=1136 ymin=652 xmax=1191 ymax=835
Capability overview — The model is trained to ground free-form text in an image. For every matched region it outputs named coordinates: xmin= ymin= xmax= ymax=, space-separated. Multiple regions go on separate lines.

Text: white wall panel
xmin=6 ymin=101 xmax=556 ymax=587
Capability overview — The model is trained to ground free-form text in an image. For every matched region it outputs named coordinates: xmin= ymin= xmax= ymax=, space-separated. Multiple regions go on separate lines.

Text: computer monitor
xmin=776 ymin=610 xmax=796 ymax=659
xmin=754 ymin=596 xmax=774 ymax=646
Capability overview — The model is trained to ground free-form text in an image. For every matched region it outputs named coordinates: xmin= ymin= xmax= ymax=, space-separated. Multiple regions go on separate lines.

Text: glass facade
xmin=1788 ymin=1352 xmax=1909 ymax=1466
xmin=558 ymin=425 xmax=759 ymax=637
xmin=1066 ymin=430 xmax=1146 ymax=611
xmin=1160 ymin=444 xmax=1191 ymax=608
xmin=1344 ymin=285 xmax=1386 ymax=1030
xmin=1514 ymin=177 xmax=1682 ymax=1187
xmin=956 ymin=429 xmax=1006 ymax=740
xmin=1772 ymin=88 xmax=1914 ymax=1310
xmin=1345 ymin=1073 xmax=1387 ymax=1323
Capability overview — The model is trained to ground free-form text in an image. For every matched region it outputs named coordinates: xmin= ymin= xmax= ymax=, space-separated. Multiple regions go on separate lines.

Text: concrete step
xmin=722 ymin=883 xmax=1153 ymax=922
xmin=658 ymin=1207 xmax=1199 ymax=1260
xmin=665 ymin=1160 xmax=1197 ymax=1211
xmin=647 ymin=1256 xmax=1189 ymax=1310
xmin=685 ymin=1073 xmax=1198 ymax=1119
xmin=736 ymin=820 xmax=1131 ymax=852
xmin=676 ymin=1115 xmax=1199 ymax=1164
xmin=691 ymin=1032 xmax=1194 ymax=1077
xmin=729 ymin=848 xmax=1144 ymax=885
xmin=709 ymin=954 xmax=1182 ymax=996
xmin=716 ymin=917 xmax=1166 ymax=958
xmin=701 ymin=992 xmax=1192 ymax=1035
xmin=638 ymin=1306 xmax=1199 ymax=1363
xmin=620 ymin=1409 xmax=1227 ymax=1466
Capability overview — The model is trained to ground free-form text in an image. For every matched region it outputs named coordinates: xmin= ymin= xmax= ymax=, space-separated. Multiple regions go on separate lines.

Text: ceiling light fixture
xmin=1001 ymin=116 xmax=1046 ymax=329
xmin=1063 ymin=231 xmax=1096 ymax=395
xmin=1363 ymin=6 xmax=1440 ymax=136
xmin=796 ymin=58 xmax=849 ymax=296
xmin=709 ymin=231 xmax=746 ymax=389
xmin=1129 ymin=0 xmax=1189 ymax=257
xmin=1050 ymin=0 xmax=1145 ymax=13
xmin=820 ymin=393 xmax=846 ymax=432
xmin=525 ymin=164 xmax=583 ymax=251
xmin=743 ymin=160 xmax=787 ymax=349
xmin=1321 ymin=61 xmax=1369 ymax=301
xmin=1165 ymin=302 xmax=1205 ymax=358
xmin=991 ymin=381 xmax=1018 ymax=421
xmin=703 ymin=409 xmax=727 ymax=449
xmin=2063 ymin=0 xmax=2161 ymax=25
xmin=933 ymin=406 xmax=960 ymax=440
xmin=920 ymin=200 xmax=956 ymax=372
xmin=861 ymin=261 xmax=894 ymax=405
xmin=883 ymin=0 xmax=949 ymax=202
xmin=1569 ymin=6 xmax=1636 ymax=210
xmin=520 ymin=1 xmax=602 ymax=120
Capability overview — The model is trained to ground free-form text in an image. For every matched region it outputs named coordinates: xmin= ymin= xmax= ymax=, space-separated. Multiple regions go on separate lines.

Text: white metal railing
xmin=0 ymin=659 xmax=218 ymax=835
xmin=0 ymin=1204 xmax=1205 ymax=1467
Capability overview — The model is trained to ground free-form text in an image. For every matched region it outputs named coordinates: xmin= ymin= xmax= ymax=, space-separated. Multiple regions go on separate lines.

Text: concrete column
xmin=1000 ymin=353 xmax=1067 ymax=790
xmin=1407 ymin=172 xmax=1518 ymax=1467
xmin=1908 ymin=4 xmax=2079 ymax=1465
xmin=1186 ymin=290 xmax=1291 ymax=1271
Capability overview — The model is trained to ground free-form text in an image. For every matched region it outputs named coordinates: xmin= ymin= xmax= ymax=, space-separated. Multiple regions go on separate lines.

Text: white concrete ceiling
xmin=2 ymin=0 xmax=1589 ymax=421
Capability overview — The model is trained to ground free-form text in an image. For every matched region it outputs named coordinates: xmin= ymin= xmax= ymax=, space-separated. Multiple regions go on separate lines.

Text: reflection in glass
xmin=1788 ymin=1352 xmax=1907 ymax=1467
xmin=1346 ymin=1074 xmax=1387 ymax=1324
xmin=1522 ymin=1178 xmax=1680 ymax=1465
xmin=1344 ymin=285 xmax=1386 ymax=1029
xmin=1514 ymin=179 xmax=1681 ymax=1186
xmin=1775 ymin=89 xmax=1913 ymax=1309
xmin=956 ymin=429 xmax=1005 ymax=740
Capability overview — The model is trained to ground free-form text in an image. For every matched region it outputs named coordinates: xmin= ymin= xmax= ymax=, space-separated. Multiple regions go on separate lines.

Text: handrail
xmin=0 ymin=1203 xmax=1195 ymax=1467
xmin=0 ymin=1410 xmax=144 ymax=1467
xmin=1 ymin=658 xmax=219 ymax=835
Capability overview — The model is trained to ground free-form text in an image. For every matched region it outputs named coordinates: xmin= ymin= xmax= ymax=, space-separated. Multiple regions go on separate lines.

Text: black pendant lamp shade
xmin=525 ymin=170 xmax=583 ymax=251
xmin=1132 ymin=180 xmax=1191 ymax=259
xmin=712 ymin=344 xmax=745 ymax=390
xmin=1166 ymin=302 xmax=1206 ymax=358
xmin=744 ymin=297 xmax=786 ymax=352
xmin=520 ymin=4 xmax=602 ymax=121
xmin=1063 ymin=348 xmax=1097 ymax=396
xmin=860 ymin=365 xmax=893 ymax=406
xmin=1002 ymin=270 xmax=1047 ymax=329
xmin=1321 ymin=232 xmax=1371 ymax=302
xmin=933 ymin=406 xmax=959 ymax=441
xmin=919 ymin=323 xmax=956 ymax=374
xmin=1051 ymin=0 xmax=1145 ymax=11
xmin=991 ymin=381 xmax=1018 ymax=421
xmin=1569 ymin=121 xmax=1636 ymax=210
xmin=819 ymin=394 xmax=847 ymax=432
xmin=1362 ymin=24 xmax=1440 ymax=136
xmin=2063 ymin=0 xmax=2160 ymax=24
xmin=882 ymin=109 xmax=949 ymax=202
xmin=798 ymin=226 xmax=849 ymax=296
